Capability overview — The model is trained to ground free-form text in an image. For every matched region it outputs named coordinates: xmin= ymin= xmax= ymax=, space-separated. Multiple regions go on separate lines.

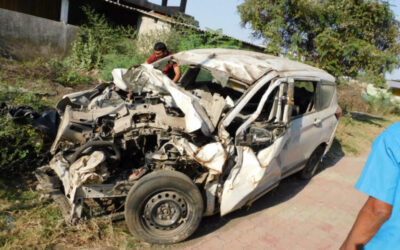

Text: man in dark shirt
xmin=145 ymin=42 xmax=181 ymax=83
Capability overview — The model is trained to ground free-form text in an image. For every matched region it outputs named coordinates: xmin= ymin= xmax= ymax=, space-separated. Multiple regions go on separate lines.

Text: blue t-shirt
xmin=355 ymin=122 xmax=400 ymax=249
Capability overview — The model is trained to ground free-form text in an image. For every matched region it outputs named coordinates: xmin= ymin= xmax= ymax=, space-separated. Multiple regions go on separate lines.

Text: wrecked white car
xmin=35 ymin=48 xmax=340 ymax=244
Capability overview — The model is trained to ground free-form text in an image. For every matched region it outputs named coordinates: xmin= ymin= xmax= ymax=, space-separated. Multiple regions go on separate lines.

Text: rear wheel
xmin=124 ymin=170 xmax=204 ymax=244
xmin=299 ymin=145 xmax=325 ymax=180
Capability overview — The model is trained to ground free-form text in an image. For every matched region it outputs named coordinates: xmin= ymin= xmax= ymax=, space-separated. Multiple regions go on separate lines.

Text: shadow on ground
xmin=349 ymin=111 xmax=387 ymax=127
xmin=177 ymin=138 xmax=345 ymax=246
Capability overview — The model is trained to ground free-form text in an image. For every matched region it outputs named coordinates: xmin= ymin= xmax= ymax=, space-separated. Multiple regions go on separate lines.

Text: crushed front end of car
xmin=34 ymin=48 xmax=336 ymax=244
xmin=35 ymin=64 xmax=235 ymax=223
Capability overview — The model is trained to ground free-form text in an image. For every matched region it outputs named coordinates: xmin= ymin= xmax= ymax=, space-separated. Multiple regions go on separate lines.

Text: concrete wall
xmin=0 ymin=8 xmax=78 ymax=60
xmin=136 ymin=15 xmax=172 ymax=53
xmin=137 ymin=15 xmax=171 ymax=37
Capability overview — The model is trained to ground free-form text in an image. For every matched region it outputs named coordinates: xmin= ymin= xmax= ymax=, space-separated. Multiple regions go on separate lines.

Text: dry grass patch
xmin=0 ymin=58 xmax=95 ymax=106
xmin=335 ymin=112 xmax=398 ymax=156
xmin=0 ymin=179 xmax=147 ymax=249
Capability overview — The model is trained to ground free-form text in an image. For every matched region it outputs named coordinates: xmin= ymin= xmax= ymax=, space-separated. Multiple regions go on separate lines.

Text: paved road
xmin=177 ymin=153 xmax=369 ymax=250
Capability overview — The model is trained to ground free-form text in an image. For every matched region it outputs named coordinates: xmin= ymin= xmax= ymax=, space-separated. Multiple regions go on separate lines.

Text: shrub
xmin=337 ymin=83 xmax=369 ymax=113
xmin=365 ymin=95 xmax=400 ymax=116
xmin=68 ymin=6 xmax=135 ymax=71
xmin=56 ymin=71 xmax=90 ymax=87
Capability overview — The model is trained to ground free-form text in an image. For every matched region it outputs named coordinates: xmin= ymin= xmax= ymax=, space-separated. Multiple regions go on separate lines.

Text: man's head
xmin=153 ymin=42 xmax=168 ymax=59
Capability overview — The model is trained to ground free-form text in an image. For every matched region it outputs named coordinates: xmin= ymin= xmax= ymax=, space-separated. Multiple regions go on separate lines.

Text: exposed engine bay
xmin=32 ymin=48 xmax=340 ymax=244
xmin=35 ymin=62 xmax=286 ymax=221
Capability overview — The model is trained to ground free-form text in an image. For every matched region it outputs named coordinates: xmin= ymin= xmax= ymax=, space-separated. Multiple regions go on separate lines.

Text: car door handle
xmin=314 ymin=118 xmax=322 ymax=126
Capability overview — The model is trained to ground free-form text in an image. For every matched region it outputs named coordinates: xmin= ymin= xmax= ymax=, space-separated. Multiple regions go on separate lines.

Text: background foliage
xmin=238 ymin=0 xmax=400 ymax=84
xmin=68 ymin=7 xmax=245 ymax=80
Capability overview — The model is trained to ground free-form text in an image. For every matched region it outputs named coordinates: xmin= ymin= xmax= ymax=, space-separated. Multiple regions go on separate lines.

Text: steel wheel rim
xmin=142 ymin=191 xmax=188 ymax=231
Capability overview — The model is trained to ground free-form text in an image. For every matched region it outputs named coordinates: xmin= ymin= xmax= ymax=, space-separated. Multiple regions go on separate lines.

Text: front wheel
xmin=299 ymin=145 xmax=325 ymax=180
xmin=124 ymin=170 xmax=204 ymax=244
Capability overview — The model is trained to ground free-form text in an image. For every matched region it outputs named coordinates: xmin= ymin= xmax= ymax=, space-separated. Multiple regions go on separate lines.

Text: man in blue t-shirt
xmin=341 ymin=122 xmax=400 ymax=249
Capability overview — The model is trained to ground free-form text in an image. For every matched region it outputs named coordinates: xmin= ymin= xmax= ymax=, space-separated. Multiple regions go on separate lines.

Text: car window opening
xmin=292 ymin=81 xmax=317 ymax=117
xmin=181 ymin=67 xmax=244 ymax=101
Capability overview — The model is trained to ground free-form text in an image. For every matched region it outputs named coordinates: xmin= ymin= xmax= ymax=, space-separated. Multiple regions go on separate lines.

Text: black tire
xmin=124 ymin=170 xmax=204 ymax=244
xmin=299 ymin=145 xmax=326 ymax=180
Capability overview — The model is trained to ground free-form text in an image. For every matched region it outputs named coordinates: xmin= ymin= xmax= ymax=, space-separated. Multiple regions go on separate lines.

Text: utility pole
xmin=180 ymin=0 xmax=187 ymax=12
xmin=60 ymin=0 xmax=69 ymax=24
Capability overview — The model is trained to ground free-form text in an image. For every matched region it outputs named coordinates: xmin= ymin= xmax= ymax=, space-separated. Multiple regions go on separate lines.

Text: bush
xmin=365 ymin=96 xmax=400 ymax=116
xmin=68 ymin=6 xmax=136 ymax=71
xmin=56 ymin=71 xmax=90 ymax=87
xmin=337 ymin=83 xmax=369 ymax=113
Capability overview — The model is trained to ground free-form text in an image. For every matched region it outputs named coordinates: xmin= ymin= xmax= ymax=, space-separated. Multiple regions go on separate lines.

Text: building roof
xmin=172 ymin=49 xmax=335 ymax=84
xmin=118 ymin=0 xmax=187 ymax=17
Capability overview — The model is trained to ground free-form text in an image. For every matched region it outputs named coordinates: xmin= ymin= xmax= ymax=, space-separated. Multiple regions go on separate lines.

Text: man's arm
xmin=340 ymin=196 xmax=392 ymax=250
xmin=172 ymin=64 xmax=181 ymax=83
xmin=144 ymin=54 xmax=154 ymax=64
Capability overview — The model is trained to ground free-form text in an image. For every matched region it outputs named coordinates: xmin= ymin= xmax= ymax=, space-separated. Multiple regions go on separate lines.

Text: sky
xmin=149 ymin=0 xmax=400 ymax=80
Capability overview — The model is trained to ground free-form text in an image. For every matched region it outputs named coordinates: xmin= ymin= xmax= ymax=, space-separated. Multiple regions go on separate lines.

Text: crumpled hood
xmin=113 ymin=64 xmax=221 ymax=135
xmin=51 ymin=65 xmax=229 ymax=155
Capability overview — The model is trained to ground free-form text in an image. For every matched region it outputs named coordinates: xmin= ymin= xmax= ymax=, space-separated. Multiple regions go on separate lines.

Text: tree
xmin=238 ymin=0 xmax=400 ymax=83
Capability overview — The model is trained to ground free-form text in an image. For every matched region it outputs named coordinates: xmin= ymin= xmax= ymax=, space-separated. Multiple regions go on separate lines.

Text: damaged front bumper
xmin=35 ymin=151 xmax=133 ymax=221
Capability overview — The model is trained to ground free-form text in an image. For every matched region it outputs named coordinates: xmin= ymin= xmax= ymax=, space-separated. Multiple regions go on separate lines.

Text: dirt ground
xmin=173 ymin=113 xmax=395 ymax=249
xmin=175 ymin=153 xmax=369 ymax=249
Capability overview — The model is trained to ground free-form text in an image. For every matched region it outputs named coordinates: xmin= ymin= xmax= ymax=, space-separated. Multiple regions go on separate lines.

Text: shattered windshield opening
xmin=180 ymin=67 xmax=244 ymax=103
xmin=152 ymin=55 xmax=247 ymax=101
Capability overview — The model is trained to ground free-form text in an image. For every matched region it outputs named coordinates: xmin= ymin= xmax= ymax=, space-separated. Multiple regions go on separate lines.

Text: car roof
xmin=172 ymin=48 xmax=335 ymax=84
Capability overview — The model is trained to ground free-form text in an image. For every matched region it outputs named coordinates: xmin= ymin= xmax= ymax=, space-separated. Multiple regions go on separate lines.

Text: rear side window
xmin=317 ymin=84 xmax=335 ymax=110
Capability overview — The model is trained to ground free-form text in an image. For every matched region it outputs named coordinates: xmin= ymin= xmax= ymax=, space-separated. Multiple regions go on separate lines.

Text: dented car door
xmin=220 ymin=76 xmax=293 ymax=215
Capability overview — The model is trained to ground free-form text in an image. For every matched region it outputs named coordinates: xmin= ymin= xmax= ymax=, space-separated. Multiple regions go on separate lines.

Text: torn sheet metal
xmin=48 ymin=153 xmax=71 ymax=196
xmin=204 ymin=174 xmax=219 ymax=216
xmin=121 ymin=65 xmax=205 ymax=133
xmin=194 ymin=142 xmax=227 ymax=174
xmin=220 ymin=146 xmax=281 ymax=216
xmin=112 ymin=68 xmax=129 ymax=91
xmin=171 ymin=48 xmax=335 ymax=83
xmin=48 ymin=151 xmax=109 ymax=203
xmin=67 ymin=151 xmax=109 ymax=202
xmin=87 ymin=86 xmax=125 ymax=110
xmin=168 ymin=138 xmax=227 ymax=174
xmin=257 ymin=134 xmax=288 ymax=168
